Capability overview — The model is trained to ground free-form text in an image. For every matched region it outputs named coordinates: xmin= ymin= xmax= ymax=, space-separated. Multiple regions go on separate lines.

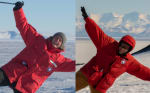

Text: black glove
xmin=13 ymin=1 xmax=24 ymax=11
xmin=81 ymin=6 xmax=88 ymax=20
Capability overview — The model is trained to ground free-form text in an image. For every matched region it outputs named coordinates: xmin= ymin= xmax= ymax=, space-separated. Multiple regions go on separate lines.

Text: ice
xmin=0 ymin=40 xmax=75 ymax=93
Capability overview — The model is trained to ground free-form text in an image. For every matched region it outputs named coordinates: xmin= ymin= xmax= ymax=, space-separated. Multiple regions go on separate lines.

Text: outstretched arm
xmin=14 ymin=1 xmax=40 ymax=46
xmin=127 ymin=59 xmax=150 ymax=81
xmin=55 ymin=54 xmax=75 ymax=72
xmin=81 ymin=7 xmax=114 ymax=50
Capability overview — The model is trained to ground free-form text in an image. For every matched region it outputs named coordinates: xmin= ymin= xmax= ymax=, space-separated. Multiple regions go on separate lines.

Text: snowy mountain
xmin=0 ymin=31 xmax=20 ymax=40
xmin=76 ymin=12 xmax=150 ymax=39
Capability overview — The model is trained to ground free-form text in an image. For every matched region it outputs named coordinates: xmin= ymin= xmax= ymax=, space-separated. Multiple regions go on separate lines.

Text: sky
xmin=76 ymin=0 xmax=150 ymax=16
xmin=0 ymin=0 xmax=75 ymax=39
xmin=1 ymin=0 xmax=150 ymax=39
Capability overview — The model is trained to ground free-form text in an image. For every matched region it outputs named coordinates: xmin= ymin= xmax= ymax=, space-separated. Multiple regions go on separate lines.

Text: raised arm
xmin=127 ymin=59 xmax=150 ymax=81
xmin=81 ymin=7 xmax=114 ymax=50
xmin=13 ymin=2 xmax=40 ymax=46
xmin=55 ymin=54 xmax=75 ymax=72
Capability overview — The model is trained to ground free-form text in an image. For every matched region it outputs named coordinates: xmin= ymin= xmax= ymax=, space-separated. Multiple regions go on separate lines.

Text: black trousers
xmin=0 ymin=69 xmax=21 ymax=93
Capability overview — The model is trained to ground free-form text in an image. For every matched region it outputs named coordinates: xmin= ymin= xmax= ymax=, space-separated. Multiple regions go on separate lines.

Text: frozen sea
xmin=76 ymin=39 xmax=150 ymax=93
xmin=0 ymin=40 xmax=75 ymax=93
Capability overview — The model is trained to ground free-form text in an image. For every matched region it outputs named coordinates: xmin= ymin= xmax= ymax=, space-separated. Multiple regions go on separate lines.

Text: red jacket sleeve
xmin=127 ymin=59 xmax=150 ymax=81
xmin=85 ymin=17 xmax=114 ymax=50
xmin=14 ymin=8 xmax=40 ymax=46
xmin=55 ymin=54 xmax=75 ymax=72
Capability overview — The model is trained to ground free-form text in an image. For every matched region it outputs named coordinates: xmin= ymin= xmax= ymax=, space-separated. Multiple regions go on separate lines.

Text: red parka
xmin=80 ymin=17 xmax=150 ymax=93
xmin=1 ymin=8 xmax=75 ymax=93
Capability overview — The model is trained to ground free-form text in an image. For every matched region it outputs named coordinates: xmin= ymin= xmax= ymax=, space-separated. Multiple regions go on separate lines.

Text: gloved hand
xmin=13 ymin=1 xmax=24 ymax=11
xmin=81 ymin=6 xmax=88 ymax=20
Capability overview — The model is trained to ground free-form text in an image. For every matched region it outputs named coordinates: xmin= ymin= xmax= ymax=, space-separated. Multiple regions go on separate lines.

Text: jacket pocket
xmin=88 ymin=65 xmax=103 ymax=87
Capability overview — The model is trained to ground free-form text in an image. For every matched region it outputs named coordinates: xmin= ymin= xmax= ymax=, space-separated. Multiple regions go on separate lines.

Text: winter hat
xmin=119 ymin=35 xmax=136 ymax=52
xmin=53 ymin=32 xmax=67 ymax=50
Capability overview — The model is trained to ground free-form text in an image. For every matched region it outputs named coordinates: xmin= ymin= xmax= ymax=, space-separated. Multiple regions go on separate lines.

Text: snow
xmin=76 ymin=39 xmax=150 ymax=93
xmin=1 ymin=39 xmax=150 ymax=93
xmin=0 ymin=32 xmax=11 ymax=39
xmin=0 ymin=31 xmax=18 ymax=40
xmin=0 ymin=40 xmax=75 ymax=93
xmin=90 ymin=14 xmax=101 ymax=24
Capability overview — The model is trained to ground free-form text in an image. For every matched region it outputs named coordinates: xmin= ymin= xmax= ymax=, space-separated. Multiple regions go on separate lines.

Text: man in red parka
xmin=76 ymin=7 xmax=150 ymax=93
xmin=0 ymin=2 xmax=75 ymax=93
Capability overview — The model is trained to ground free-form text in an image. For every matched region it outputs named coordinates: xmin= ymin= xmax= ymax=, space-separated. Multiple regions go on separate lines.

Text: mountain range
xmin=0 ymin=31 xmax=20 ymax=40
xmin=1 ymin=12 xmax=150 ymax=40
xmin=76 ymin=11 xmax=150 ymax=39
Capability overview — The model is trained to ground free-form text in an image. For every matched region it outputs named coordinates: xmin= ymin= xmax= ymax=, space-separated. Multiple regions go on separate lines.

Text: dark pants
xmin=0 ymin=69 xmax=21 ymax=93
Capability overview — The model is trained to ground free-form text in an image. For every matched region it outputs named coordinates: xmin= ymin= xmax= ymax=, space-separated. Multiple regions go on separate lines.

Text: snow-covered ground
xmin=76 ymin=39 xmax=150 ymax=93
xmin=0 ymin=40 xmax=75 ymax=93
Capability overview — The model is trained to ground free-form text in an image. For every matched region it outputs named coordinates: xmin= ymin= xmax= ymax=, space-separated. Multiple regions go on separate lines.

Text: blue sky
xmin=76 ymin=0 xmax=150 ymax=15
xmin=0 ymin=0 xmax=75 ymax=39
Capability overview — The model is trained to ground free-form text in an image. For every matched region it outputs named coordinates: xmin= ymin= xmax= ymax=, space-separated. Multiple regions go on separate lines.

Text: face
xmin=118 ymin=42 xmax=131 ymax=55
xmin=52 ymin=35 xmax=63 ymax=49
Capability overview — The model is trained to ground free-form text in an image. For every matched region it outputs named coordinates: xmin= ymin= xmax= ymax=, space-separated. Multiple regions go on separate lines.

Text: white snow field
xmin=0 ymin=40 xmax=75 ymax=93
xmin=76 ymin=39 xmax=150 ymax=93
